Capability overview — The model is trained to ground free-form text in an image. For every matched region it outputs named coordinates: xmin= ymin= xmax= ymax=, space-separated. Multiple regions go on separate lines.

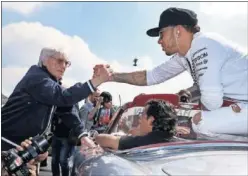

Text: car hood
xmin=73 ymin=150 xmax=151 ymax=175
xmin=73 ymin=141 xmax=248 ymax=176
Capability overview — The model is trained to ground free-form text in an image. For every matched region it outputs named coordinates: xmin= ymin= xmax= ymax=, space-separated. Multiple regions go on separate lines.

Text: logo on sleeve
xmin=198 ymin=73 xmax=204 ymax=78
xmin=192 ymin=52 xmax=208 ymax=63
xmin=203 ymin=59 xmax=208 ymax=64
xmin=191 ymin=48 xmax=209 ymax=80
xmin=195 ymin=59 xmax=208 ymax=67
xmin=192 ymin=47 xmax=207 ymax=58
xmin=196 ymin=66 xmax=208 ymax=72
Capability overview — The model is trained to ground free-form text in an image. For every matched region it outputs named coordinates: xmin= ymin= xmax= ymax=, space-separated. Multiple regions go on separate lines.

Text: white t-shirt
xmin=147 ymin=32 xmax=248 ymax=110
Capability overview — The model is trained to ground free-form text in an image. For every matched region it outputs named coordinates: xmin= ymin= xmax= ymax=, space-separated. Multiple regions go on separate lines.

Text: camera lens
xmin=33 ymin=135 xmax=50 ymax=153
xmin=180 ymin=95 xmax=189 ymax=103
xmin=2 ymin=135 xmax=50 ymax=176
xmin=19 ymin=136 xmax=50 ymax=163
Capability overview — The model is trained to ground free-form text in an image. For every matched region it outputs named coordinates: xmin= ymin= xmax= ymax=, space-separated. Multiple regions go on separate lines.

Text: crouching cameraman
xmin=1 ymin=138 xmax=49 ymax=176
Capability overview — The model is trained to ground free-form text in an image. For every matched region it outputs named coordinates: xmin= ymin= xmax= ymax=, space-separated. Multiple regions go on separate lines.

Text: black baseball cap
xmin=147 ymin=7 xmax=198 ymax=37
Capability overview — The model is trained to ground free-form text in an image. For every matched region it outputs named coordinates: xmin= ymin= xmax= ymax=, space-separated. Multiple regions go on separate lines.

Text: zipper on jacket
xmin=40 ymin=78 xmax=60 ymax=136
xmin=40 ymin=106 xmax=56 ymax=136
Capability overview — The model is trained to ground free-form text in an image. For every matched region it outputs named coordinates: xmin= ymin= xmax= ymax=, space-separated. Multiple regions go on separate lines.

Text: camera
xmin=2 ymin=135 xmax=51 ymax=176
xmin=178 ymin=90 xmax=192 ymax=103
xmin=180 ymin=95 xmax=190 ymax=103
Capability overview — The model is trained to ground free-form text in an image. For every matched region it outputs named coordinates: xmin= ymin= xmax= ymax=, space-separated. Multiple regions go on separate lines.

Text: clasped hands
xmin=92 ymin=64 xmax=114 ymax=83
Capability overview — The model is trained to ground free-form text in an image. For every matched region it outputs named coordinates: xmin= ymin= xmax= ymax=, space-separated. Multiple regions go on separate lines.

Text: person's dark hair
xmin=146 ymin=100 xmax=177 ymax=136
xmin=100 ymin=91 xmax=112 ymax=103
xmin=182 ymin=25 xmax=200 ymax=34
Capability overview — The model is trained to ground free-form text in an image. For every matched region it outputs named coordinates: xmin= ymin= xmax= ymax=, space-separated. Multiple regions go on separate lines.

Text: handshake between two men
xmin=92 ymin=64 xmax=114 ymax=82
xmin=92 ymin=64 xmax=193 ymax=102
xmin=92 ymin=63 xmax=149 ymax=87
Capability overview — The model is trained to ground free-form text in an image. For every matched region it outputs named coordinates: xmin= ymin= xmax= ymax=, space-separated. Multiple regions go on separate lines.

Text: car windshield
xmin=109 ymin=104 xmax=248 ymax=142
xmin=111 ymin=105 xmax=200 ymax=136
xmin=112 ymin=106 xmax=144 ymax=136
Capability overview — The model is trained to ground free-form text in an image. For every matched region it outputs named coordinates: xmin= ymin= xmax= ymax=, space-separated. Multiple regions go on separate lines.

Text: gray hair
xmin=38 ymin=47 xmax=68 ymax=67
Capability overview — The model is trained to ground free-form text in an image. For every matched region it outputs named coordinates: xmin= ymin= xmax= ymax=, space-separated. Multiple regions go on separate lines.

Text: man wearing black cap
xmin=94 ymin=7 xmax=248 ymax=136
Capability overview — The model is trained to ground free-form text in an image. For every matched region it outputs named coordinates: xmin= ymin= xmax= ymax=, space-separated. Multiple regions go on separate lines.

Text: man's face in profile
xmin=91 ymin=90 xmax=101 ymax=104
xmin=139 ymin=105 xmax=153 ymax=136
xmin=158 ymin=26 xmax=178 ymax=56
xmin=44 ymin=53 xmax=70 ymax=80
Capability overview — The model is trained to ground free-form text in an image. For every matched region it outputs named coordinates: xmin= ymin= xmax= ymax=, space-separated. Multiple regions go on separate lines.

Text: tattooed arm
xmin=112 ymin=70 xmax=147 ymax=86
xmin=94 ymin=56 xmax=185 ymax=87
xmin=112 ymin=55 xmax=186 ymax=87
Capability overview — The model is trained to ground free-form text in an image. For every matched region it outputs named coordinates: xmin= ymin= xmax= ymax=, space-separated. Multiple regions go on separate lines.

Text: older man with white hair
xmin=1 ymin=47 xmax=112 ymax=151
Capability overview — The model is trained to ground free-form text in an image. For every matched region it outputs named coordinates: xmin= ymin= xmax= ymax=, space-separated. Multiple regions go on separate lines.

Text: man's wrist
xmin=87 ymin=80 xmax=97 ymax=93
xmin=78 ymin=132 xmax=88 ymax=139
xmin=90 ymin=77 xmax=103 ymax=88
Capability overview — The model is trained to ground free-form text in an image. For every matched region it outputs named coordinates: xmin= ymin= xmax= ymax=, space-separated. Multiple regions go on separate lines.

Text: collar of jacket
xmin=40 ymin=65 xmax=62 ymax=84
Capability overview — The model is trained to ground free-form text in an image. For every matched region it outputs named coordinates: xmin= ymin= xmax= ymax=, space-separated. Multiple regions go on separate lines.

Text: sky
xmin=1 ymin=1 xmax=248 ymax=107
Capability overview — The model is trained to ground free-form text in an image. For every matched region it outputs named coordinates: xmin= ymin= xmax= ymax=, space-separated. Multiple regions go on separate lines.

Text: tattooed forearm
xmin=112 ymin=70 xmax=147 ymax=86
